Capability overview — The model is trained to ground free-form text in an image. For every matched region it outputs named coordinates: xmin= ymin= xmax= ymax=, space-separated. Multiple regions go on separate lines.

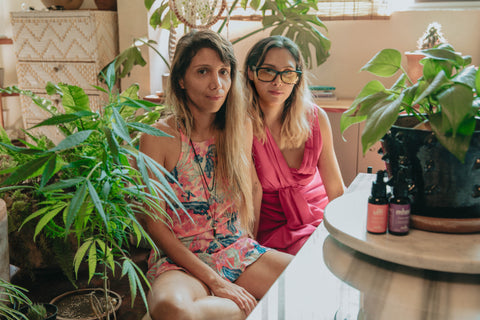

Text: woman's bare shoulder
xmin=151 ymin=116 xmax=178 ymax=136
xmin=140 ymin=116 xmax=181 ymax=160
xmin=313 ymin=105 xmax=331 ymax=128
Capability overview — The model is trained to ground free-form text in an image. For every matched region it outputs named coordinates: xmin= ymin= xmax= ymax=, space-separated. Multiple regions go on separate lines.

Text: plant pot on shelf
xmin=50 ymin=288 xmax=122 ymax=320
xmin=41 ymin=0 xmax=84 ymax=9
xmin=94 ymin=0 xmax=117 ymax=11
xmin=405 ymin=51 xmax=424 ymax=84
xmin=381 ymin=115 xmax=480 ymax=233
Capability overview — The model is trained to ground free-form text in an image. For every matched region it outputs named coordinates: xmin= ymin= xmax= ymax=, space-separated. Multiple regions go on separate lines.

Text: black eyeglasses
xmin=252 ymin=66 xmax=302 ymax=84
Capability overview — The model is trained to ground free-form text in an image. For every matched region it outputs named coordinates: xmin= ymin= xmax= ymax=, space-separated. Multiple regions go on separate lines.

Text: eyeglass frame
xmin=251 ymin=66 xmax=302 ymax=84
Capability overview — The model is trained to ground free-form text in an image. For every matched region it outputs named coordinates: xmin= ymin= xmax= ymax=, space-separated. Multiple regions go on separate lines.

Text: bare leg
xmin=148 ymin=270 xmax=246 ymax=320
xmin=235 ymin=250 xmax=293 ymax=299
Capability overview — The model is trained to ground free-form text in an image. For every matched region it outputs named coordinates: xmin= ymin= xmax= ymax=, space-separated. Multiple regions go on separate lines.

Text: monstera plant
xmin=108 ymin=0 xmax=330 ymax=80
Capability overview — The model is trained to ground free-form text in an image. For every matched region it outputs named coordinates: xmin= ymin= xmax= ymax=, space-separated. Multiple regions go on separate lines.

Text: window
xmin=226 ymin=0 xmax=390 ymax=21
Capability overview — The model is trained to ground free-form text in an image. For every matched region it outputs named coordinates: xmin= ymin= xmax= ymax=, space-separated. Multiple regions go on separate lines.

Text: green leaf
xmin=111 ymin=107 xmax=132 ymax=143
xmin=86 ymin=179 xmax=108 ymax=228
xmin=360 ymin=49 xmax=402 ymax=77
xmin=95 ymin=239 xmax=115 ymax=272
xmin=49 ymin=130 xmax=94 ymax=152
xmin=144 ymin=0 xmax=156 ymax=10
xmin=437 ymin=83 xmax=474 ymax=134
xmin=120 ymin=83 xmax=140 ymax=100
xmin=420 ymin=48 xmax=465 ymax=67
xmin=88 ymin=240 xmax=97 ymax=282
xmin=33 ymin=202 xmax=66 ymax=240
xmin=121 ymin=258 xmax=150 ymax=310
xmin=103 ymin=59 xmax=117 ymax=91
xmin=65 ymin=180 xmax=87 ymax=232
xmin=453 ymin=65 xmax=477 ymax=89
xmin=19 ymin=205 xmax=53 ymax=230
xmin=127 ymin=123 xmax=171 ymax=137
xmin=31 ymin=111 xmax=96 ymax=128
xmin=413 ymin=70 xmax=450 ymax=105
xmin=40 ymin=154 xmax=57 ymax=187
xmin=105 ymin=45 xmax=147 ymax=80
xmin=361 ymin=94 xmax=403 ymax=154
xmin=104 ymin=127 xmax=120 ymax=163
xmin=57 ymin=84 xmax=90 ymax=113
xmin=429 ymin=113 xmax=471 ymax=163
xmin=0 ymin=142 xmax=43 ymax=155
xmin=38 ymin=178 xmax=85 ymax=192
xmin=1 ymin=155 xmax=51 ymax=186
xmin=74 ymin=239 xmax=93 ymax=275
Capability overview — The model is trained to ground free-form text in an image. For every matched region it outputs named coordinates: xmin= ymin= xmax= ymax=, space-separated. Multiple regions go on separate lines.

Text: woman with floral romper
xmin=140 ymin=30 xmax=292 ymax=320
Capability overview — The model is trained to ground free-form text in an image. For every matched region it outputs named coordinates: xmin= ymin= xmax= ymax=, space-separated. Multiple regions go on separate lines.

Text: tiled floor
xmin=10 ymin=247 xmax=150 ymax=320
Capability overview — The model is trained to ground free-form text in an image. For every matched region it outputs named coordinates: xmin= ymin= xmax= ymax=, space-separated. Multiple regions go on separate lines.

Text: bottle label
xmin=367 ymin=203 xmax=388 ymax=233
xmin=389 ymin=203 xmax=410 ymax=234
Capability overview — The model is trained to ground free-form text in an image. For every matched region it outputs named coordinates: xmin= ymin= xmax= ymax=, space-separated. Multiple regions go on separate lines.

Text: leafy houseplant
xmin=341 ymin=45 xmax=480 ymax=221
xmin=341 ymin=44 xmax=479 ymax=163
xmin=110 ymin=0 xmax=330 ymax=80
xmin=0 ymin=64 xmax=187 ymax=318
xmin=20 ymin=303 xmax=57 ymax=320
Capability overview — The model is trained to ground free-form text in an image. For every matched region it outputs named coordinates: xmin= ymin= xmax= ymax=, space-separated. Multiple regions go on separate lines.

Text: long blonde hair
xmin=245 ymin=36 xmax=315 ymax=149
xmin=166 ymin=30 xmax=254 ymax=231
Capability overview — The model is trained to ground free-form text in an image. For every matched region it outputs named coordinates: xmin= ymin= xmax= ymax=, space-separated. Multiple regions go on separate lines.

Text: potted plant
xmin=0 ymin=63 xmax=187 ymax=318
xmin=0 ymin=277 xmax=31 ymax=320
xmin=108 ymin=0 xmax=330 ymax=82
xmin=405 ymin=22 xmax=448 ymax=83
xmin=340 ymin=45 xmax=480 ymax=227
xmin=20 ymin=303 xmax=57 ymax=320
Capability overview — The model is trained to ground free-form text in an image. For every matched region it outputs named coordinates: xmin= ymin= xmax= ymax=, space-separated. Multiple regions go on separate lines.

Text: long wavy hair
xmin=244 ymin=36 xmax=315 ymax=149
xmin=165 ymin=29 xmax=253 ymax=231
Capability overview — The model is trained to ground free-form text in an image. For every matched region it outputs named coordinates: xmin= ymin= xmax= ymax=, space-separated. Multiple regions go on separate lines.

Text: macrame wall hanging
xmin=168 ymin=0 xmax=227 ymax=61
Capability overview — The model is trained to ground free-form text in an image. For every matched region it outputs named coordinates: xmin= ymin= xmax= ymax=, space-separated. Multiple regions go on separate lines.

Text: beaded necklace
xmin=189 ymin=137 xmax=217 ymax=236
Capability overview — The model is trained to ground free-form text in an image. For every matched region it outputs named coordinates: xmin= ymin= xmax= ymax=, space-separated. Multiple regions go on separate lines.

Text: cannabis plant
xmin=0 ymin=278 xmax=31 ymax=320
xmin=0 ymin=63 xmax=186 ymax=318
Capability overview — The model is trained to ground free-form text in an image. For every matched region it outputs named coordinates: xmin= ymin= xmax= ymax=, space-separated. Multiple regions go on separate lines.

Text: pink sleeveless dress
xmin=147 ymin=129 xmax=268 ymax=284
xmin=253 ymin=108 xmax=328 ymax=254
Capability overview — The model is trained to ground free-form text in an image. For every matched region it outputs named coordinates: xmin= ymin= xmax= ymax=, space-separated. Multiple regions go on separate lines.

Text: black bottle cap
xmin=371 ymin=170 xmax=387 ymax=198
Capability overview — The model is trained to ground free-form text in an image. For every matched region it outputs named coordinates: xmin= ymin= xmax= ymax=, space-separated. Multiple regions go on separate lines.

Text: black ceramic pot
xmin=381 ymin=115 xmax=480 ymax=219
xmin=20 ymin=303 xmax=58 ymax=320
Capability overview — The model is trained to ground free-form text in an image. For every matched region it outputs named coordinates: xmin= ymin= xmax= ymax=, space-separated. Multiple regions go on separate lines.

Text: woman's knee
xmin=148 ymin=290 xmax=194 ymax=320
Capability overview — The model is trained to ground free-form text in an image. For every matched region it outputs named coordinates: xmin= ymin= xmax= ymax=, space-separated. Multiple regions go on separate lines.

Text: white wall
xmin=2 ymin=2 xmax=480 ymax=136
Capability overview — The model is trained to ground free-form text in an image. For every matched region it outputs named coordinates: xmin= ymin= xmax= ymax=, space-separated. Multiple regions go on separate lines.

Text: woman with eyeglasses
xmin=245 ymin=36 xmax=345 ymax=255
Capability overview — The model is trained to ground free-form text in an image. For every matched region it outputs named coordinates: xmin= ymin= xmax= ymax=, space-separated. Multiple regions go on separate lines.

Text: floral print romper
xmin=146 ymin=129 xmax=268 ymax=284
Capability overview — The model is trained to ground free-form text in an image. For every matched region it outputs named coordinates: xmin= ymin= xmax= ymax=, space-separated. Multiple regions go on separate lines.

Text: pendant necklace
xmin=189 ymin=137 xmax=217 ymax=237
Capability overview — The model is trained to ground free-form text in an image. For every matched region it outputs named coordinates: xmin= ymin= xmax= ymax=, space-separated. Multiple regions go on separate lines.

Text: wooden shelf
xmin=0 ymin=38 xmax=13 ymax=45
xmin=0 ymin=92 xmax=19 ymax=98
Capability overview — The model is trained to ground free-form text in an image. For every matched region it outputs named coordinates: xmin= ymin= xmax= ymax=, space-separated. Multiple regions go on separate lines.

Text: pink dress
xmin=253 ymin=108 xmax=328 ymax=254
xmin=147 ymin=129 xmax=268 ymax=284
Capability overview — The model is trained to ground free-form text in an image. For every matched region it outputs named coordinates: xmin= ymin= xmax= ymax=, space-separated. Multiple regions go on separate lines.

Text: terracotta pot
xmin=381 ymin=115 xmax=480 ymax=220
xmin=41 ymin=0 xmax=84 ymax=9
xmin=94 ymin=0 xmax=117 ymax=10
xmin=405 ymin=51 xmax=424 ymax=84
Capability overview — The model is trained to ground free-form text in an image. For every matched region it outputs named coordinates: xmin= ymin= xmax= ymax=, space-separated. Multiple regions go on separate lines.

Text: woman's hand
xmin=209 ymin=278 xmax=258 ymax=315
